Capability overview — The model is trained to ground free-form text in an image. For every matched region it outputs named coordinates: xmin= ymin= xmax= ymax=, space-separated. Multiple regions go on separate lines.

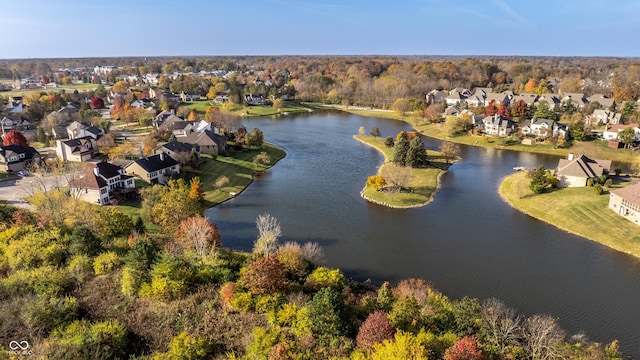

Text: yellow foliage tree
xmin=524 ymin=78 xmax=538 ymax=93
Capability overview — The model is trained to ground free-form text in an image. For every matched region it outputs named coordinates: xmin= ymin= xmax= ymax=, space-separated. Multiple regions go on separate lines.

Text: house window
xmin=19 ymin=153 xmax=25 ymax=159
xmin=9 ymin=156 xmax=17 ymax=162
xmin=100 ymin=188 xmax=108 ymax=194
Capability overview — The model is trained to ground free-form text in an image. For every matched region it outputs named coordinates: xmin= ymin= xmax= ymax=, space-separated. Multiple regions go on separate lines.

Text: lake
xmin=206 ymin=111 xmax=640 ymax=356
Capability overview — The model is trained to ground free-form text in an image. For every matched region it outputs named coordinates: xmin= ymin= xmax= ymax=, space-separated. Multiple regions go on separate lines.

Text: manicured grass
xmin=0 ymin=83 xmax=99 ymax=97
xmin=182 ymin=100 xmax=314 ymax=118
xmin=184 ymin=142 xmax=286 ymax=208
xmin=355 ymin=135 xmax=451 ymax=208
xmin=499 ymin=171 xmax=640 ymax=257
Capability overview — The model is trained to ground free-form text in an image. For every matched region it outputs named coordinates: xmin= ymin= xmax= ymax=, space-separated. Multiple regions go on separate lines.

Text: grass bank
xmin=319 ymin=104 xmax=638 ymax=164
xmin=184 ymin=142 xmax=286 ymax=209
xmin=355 ymin=135 xmax=451 ymax=208
xmin=182 ymin=100 xmax=314 ymax=118
xmin=499 ymin=171 xmax=640 ymax=257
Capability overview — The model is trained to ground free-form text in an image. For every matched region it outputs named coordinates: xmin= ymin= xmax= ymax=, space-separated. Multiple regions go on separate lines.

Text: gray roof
xmin=129 ymin=153 xmax=179 ymax=173
xmin=556 ymin=154 xmax=611 ymax=178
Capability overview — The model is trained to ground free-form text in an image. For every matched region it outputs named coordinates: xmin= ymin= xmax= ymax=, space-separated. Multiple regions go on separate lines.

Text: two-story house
xmin=0 ymin=145 xmax=42 ymax=172
xmin=521 ymin=118 xmax=568 ymax=139
xmin=69 ymin=162 xmax=136 ymax=205
xmin=482 ymin=114 xmax=517 ymax=137
xmin=67 ymin=121 xmax=104 ymax=140
xmin=125 ymin=153 xmax=180 ymax=185
xmin=56 ymin=136 xmax=98 ymax=162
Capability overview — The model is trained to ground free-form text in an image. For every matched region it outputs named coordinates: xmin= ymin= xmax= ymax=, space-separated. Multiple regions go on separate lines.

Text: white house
xmin=555 ymin=153 xmax=611 ymax=187
xmin=521 ymin=118 xmax=568 ymax=139
xmin=69 ymin=162 xmax=135 ymax=205
xmin=602 ymin=124 xmax=640 ymax=142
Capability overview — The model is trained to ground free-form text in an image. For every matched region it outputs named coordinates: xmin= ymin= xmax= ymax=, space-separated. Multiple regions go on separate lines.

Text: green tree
xmin=618 ymin=127 xmax=636 ymax=148
xmin=304 ymin=287 xmax=347 ymax=340
xmin=621 ymin=101 xmax=637 ymax=121
xmin=568 ymin=119 xmax=586 ymax=141
xmin=370 ymin=127 xmax=381 ymax=138
xmin=392 ymin=131 xmax=410 ymax=165
xmin=36 ymin=126 xmax=48 ymax=144
xmin=68 ymin=226 xmax=102 ymax=257
xmin=405 ymin=137 xmax=427 ymax=168
xmin=246 ymin=128 xmax=264 ymax=148
xmin=528 ymin=166 xmax=550 ymax=194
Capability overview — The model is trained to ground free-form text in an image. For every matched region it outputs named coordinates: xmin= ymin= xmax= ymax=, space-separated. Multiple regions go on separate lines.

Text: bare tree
xmin=252 ymin=152 xmax=272 ymax=169
xmin=379 ymin=163 xmax=413 ymax=192
xmin=301 ymin=242 xmax=324 ymax=263
xmin=214 ymin=175 xmax=230 ymax=189
xmin=253 ymin=213 xmax=282 ymax=256
xmin=481 ymin=298 xmax=524 ymax=354
xmin=523 ymin=314 xmax=566 ymax=360
xmin=440 ymin=141 xmax=461 ymax=164
xmin=176 ymin=216 xmax=221 ymax=258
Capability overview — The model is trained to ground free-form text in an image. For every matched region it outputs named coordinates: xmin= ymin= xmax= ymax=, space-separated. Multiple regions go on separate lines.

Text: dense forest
xmin=0 ymin=189 xmax=624 ymax=359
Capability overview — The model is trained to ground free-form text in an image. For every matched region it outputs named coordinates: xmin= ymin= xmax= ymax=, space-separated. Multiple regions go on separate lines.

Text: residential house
xmin=180 ymin=92 xmax=201 ymax=102
xmin=485 ymin=93 xmax=511 ymax=106
xmin=535 ymin=94 xmax=561 ymax=110
xmin=561 ymin=93 xmax=587 ymax=109
xmin=425 ymin=89 xmax=447 ymax=104
xmin=445 ymin=92 xmax=466 ymax=106
xmin=450 ymin=88 xmax=471 ymax=97
xmin=0 ymin=145 xmax=41 ymax=172
xmin=125 ymin=153 xmax=180 ymax=185
xmin=153 ymin=110 xmax=183 ymax=128
xmin=555 ymin=153 xmax=611 ymax=187
xmin=153 ymin=141 xmax=200 ymax=163
xmin=183 ymin=130 xmax=227 ymax=156
xmin=482 ymin=114 xmax=517 ymax=137
xmin=245 ymin=94 xmax=266 ymax=105
xmin=1 ymin=115 xmax=33 ymax=135
xmin=602 ymin=124 xmax=640 ymax=142
xmin=591 ymin=109 xmax=622 ymax=125
xmin=3 ymin=102 xmax=26 ymax=113
xmin=608 ymin=183 xmax=640 ymax=226
xmin=57 ymin=104 xmax=79 ymax=115
xmin=521 ymin=118 xmax=568 ymax=139
xmin=69 ymin=162 xmax=135 ymax=205
xmin=465 ymin=95 xmax=485 ymax=107
xmin=587 ymin=94 xmax=615 ymax=109
xmin=511 ymin=93 xmax=538 ymax=106
xmin=130 ymin=100 xmax=146 ymax=108
xmin=66 ymin=121 xmax=104 ymax=140
xmin=443 ymin=105 xmax=461 ymax=117
xmin=56 ymin=136 xmax=98 ymax=162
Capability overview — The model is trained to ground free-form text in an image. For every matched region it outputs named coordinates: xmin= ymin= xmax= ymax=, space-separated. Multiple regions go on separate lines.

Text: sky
xmin=1 ymin=0 xmax=639 ymax=59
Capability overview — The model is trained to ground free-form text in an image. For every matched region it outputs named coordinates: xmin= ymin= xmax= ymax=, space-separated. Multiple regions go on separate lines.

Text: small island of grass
xmin=499 ymin=171 xmax=640 ymax=257
xmin=354 ymin=134 xmax=454 ymax=208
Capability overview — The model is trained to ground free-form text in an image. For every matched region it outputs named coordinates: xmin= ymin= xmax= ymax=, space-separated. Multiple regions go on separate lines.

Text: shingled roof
xmin=129 ymin=153 xmax=179 ymax=172
xmin=556 ymin=154 xmax=611 ymax=178
xmin=612 ymin=183 xmax=640 ymax=208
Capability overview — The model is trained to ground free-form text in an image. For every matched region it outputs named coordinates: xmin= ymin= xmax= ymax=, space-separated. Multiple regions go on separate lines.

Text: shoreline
xmin=354 ymin=135 xmax=450 ymax=209
xmin=498 ymin=172 xmax=640 ymax=258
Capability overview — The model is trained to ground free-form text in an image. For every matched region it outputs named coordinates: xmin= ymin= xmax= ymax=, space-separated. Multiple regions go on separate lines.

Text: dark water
xmin=206 ymin=111 xmax=640 ymax=357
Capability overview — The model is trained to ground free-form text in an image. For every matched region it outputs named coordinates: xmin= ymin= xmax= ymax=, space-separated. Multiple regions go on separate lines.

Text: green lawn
xmin=355 ymin=135 xmax=450 ymax=208
xmin=0 ymin=83 xmax=99 ymax=98
xmin=182 ymin=100 xmax=314 ymax=118
xmin=499 ymin=171 xmax=640 ymax=257
xmin=183 ymin=142 xmax=286 ymax=208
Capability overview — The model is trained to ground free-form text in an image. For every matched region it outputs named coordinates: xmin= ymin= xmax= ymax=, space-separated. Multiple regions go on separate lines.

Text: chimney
xmin=160 ymin=152 xmax=165 ymax=161
xmin=93 ymin=166 xmax=99 ymax=176
xmin=568 ymin=153 xmax=574 ymax=161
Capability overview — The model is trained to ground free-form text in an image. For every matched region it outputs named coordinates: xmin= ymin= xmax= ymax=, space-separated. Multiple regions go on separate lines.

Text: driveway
xmin=0 ymin=174 xmax=70 ymax=209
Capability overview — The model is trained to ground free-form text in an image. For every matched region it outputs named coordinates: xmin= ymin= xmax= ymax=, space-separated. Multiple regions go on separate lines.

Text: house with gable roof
xmin=482 ymin=114 xmax=517 ymax=137
xmin=153 ymin=141 xmax=200 ymax=163
xmin=0 ymin=145 xmax=41 ymax=172
xmin=124 ymin=153 xmax=180 ymax=185
xmin=67 ymin=121 xmax=104 ymax=140
xmin=426 ymin=89 xmax=447 ymax=104
xmin=69 ymin=162 xmax=135 ymax=205
xmin=182 ymin=130 xmax=228 ymax=156
xmin=602 ymin=123 xmax=640 ymax=142
xmin=555 ymin=153 xmax=611 ymax=187
xmin=521 ymin=118 xmax=568 ymax=139
xmin=591 ymin=109 xmax=622 ymax=125
xmin=609 ymin=183 xmax=640 ymax=226
xmin=56 ymin=136 xmax=98 ymax=162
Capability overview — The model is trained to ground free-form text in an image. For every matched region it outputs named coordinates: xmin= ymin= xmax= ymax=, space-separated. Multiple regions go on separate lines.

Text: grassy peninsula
xmin=354 ymin=135 xmax=451 ymax=208
xmin=499 ymin=171 xmax=640 ymax=257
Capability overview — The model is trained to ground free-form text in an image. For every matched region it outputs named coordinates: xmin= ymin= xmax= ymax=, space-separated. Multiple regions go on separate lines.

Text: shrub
xmin=586 ymin=178 xmax=594 ymax=187
xmin=276 ymin=242 xmax=310 ymax=281
xmin=219 ymin=282 xmax=237 ymax=311
xmin=139 ymin=254 xmax=192 ymax=302
xmin=384 ymin=136 xmax=395 ymax=147
xmin=604 ymin=178 xmax=613 ymax=187
xmin=43 ymin=319 xmax=128 ymax=360
xmin=67 ymin=255 xmax=93 ymax=282
xmin=356 ymin=310 xmax=395 ymax=349
xmin=92 ymin=252 xmax=122 ymax=275
xmin=23 ymin=295 xmax=78 ymax=335
xmin=366 ymin=175 xmax=386 ymax=191
xmin=2 ymin=266 xmax=72 ymax=298
xmin=68 ymin=226 xmax=102 ymax=257
xmin=305 ymin=267 xmax=347 ymax=291
xmin=593 ymin=184 xmax=603 ymax=195
xmin=370 ymin=330 xmax=428 ymax=359
xmin=153 ymin=332 xmax=213 ymax=360
xmin=121 ymin=266 xmax=143 ymax=297
xmin=240 ymin=255 xmax=287 ymax=295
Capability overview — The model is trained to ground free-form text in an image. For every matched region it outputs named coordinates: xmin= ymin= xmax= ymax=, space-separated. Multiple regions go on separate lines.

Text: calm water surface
xmin=206 ymin=111 xmax=640 ymax=356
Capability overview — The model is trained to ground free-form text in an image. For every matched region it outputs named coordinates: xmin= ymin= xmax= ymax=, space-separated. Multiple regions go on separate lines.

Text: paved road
xmin=0 ymin=174 xmax=70 ymax=209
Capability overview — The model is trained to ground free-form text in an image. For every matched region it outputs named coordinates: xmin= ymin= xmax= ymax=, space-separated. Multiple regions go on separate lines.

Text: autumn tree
xmin=356 ymin=310 xmax=395 ymax=349
xmin=142 ymin=136 xmax=158 ymax=155
xmin=522 ymin=315 xmax=566 ymax=360
xmin=370 ymin=127 xmax=381 ymax=138
xmin=391 ymin=98 xmax=410 ymax=116
xmin=273 ymin=98 xmax=284 ymax=110
xmin=90 ymin=96 xmax=105 ymax=109
xmin=440 ymin=141 xmax=460 ymax=163
xmin=484 ymin=102 xmax=498 ymax=117
xmin=3 ymin=130 xmax=29 ymax=147
xmin=187 ymin=109 xmax=198 ymax=121
xmin=240 ymin=254 xmax=287 ymax=295
xmin=175 ymin=216 xmax=221 ymax=258
xmin=108 ymin=141 xmax=138 ymax=160
xmin=358 ymin=126 xmax=366 ymax=136
xmin=497 ymin=104 xmax=511 ymax=119
xmin=253 ymin=213 xmax=282 ymax=256
xmin=481 ymin=298 xmax=523 ymax=354
xmin=524 ymin=78 xmax=539 ymax=93
xmin=246 ymin=128 xmax=264 ymax=148
xmin=443 ymin=336 xmax=483 ymax=360
xmin=253 ymin=151 xmax=272 ymax=169
xmin=618 ymin=127 xmax=636 ymax=148
xmin=214 ymin=175 xmax=230 ymax=189
xmin=112 ymin=80 xmax=129 ymax=93
xmin=188 ymin=177 xmax=204 ymax=202
xmin=512 ymin=99 xmax=529 ymax=119
xmin=384 ymin=136 xmax=394 ymax=147
xmin=366 ymin=175 xmax=386 ymax=191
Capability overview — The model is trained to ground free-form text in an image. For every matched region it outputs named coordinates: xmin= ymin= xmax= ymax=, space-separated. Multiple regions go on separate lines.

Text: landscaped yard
xmin=183 ymin=142 xmax=286 ymax=208
xmin=182 ymin=100 xmax=314 ymax=118
xmin=355 ymin=135 xmax=450 ymax=208
xmin=499 ymin=171 xmax=640 ymax=257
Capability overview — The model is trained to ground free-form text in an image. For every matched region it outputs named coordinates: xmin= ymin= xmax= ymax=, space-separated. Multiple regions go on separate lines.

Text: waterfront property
xmin=69 ymin=162 xmax=136 ymax=205
xmin=555 ymin=153 xmax=611 ymax=187
xmin=609 ymin=183 xmax=640 ymax=226
xmin=125 ymin=153 xmax=180 ymax=185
